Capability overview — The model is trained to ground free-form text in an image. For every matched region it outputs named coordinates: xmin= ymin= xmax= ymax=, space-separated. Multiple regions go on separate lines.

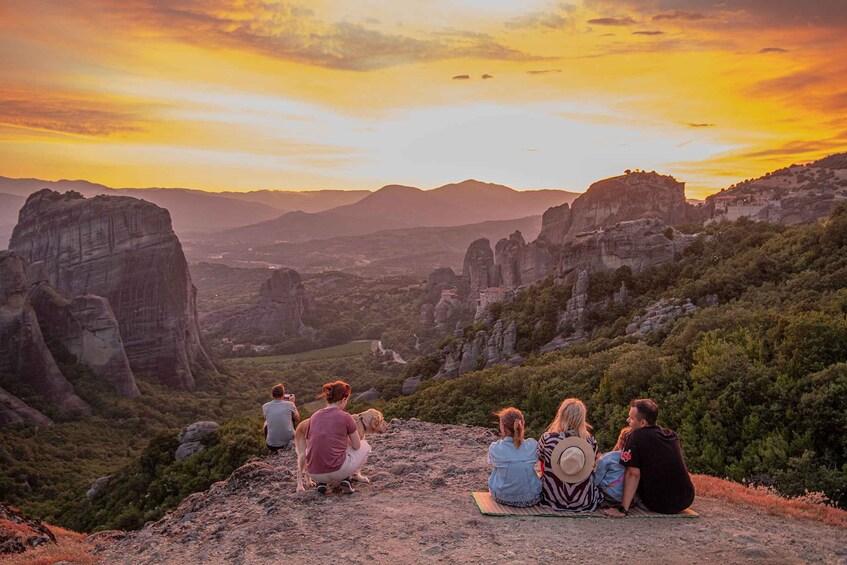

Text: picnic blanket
xmin=472 ymin=492 xmax=699 ymax=518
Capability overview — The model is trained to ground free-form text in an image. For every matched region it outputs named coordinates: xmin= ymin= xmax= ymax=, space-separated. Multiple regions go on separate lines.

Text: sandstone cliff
xmin=556 ymin=219 xmax=695 ymax=280
xmin=538 ymin=171 xmax=693 ymax=245
xmin=27 ymin=278 xmax=139 ymax=399
xmin=0 ymin=251 xmax=90 ymax=416
xmin=9 ymin=190 xmax=216 ymax=390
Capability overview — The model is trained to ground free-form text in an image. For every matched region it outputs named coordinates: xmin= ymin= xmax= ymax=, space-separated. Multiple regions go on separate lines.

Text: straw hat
xmin=549 ymin=436 xmax=595 ymax=483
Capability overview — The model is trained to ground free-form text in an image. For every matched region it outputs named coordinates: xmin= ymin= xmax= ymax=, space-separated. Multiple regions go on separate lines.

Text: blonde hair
xmin=546 ymin=398 xmax=591 ymax=439
xmin=614 ymin=426 xmax=632 ymax=451
xmin=495 ymin=407 xmax=526 ymax=449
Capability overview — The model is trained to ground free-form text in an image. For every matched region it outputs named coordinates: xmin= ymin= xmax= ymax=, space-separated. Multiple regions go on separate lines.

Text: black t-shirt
xmin=621 ymin=425 xmax=695 ymax=514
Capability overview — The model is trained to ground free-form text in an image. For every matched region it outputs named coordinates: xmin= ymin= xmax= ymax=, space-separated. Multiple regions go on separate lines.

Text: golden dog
xmin=294 ymin=408 xmax=388 ymax=492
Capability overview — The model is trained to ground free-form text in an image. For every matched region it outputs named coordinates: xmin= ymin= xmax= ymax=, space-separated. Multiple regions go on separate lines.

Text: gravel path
xmin=94 ymin=419 xmax=847 ymax=564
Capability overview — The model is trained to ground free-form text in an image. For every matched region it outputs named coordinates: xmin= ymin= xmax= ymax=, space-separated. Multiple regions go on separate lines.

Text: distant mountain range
xmin=220 ymin=180 xmax=578 ymax=244
xmin=0 ymin=177 xmax=577 ymax=247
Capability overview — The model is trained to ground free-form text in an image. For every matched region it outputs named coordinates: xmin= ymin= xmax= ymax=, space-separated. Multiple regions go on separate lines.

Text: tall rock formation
xmin=27 ymin=276 xmax=139 ymax=398
xmin=538 ymin=171 xmax=692 ymax=245
xmin=255 ymin=269 xmax=310 ymax=339
xmin=202 ymin=268 xmax=313 ymax=341
xmin=9 ymin=190 xmax=216 ymax=390
xmin=425 ymin=267 xmax=458 ymax=292
xmin=0 ymin=251 xmax=90 ymax=415
xmin=462 ymin=238 xmax=499 ymax=298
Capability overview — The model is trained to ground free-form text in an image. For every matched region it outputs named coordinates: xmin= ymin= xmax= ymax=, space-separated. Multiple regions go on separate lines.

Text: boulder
xmin=9 ymin=190 xmax=216 ymax=390
xmin=86 ymin=475 xmax=113 ymax=499
xmin=0 ymin=252 xmax=89 ymax=416
xmin=401 ymin=377 xmax=421 ymax=396
xmin=175 ymin=421 xmax=220 ymax=461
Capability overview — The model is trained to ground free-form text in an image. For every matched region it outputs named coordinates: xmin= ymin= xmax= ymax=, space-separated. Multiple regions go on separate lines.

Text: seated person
xmin=538 ymin=398 xmax=602 ymax=512
xmin=605 ymin=399 xmax=695 ymax=517
xmin=262 ymin=383 xmax=299 ymax=451
xmin=488 ymin=407 xmax=542 ymax=507
xmin=306 ymin=380 xmax=371 ymax=494
xmin=594 ymin=427 xmax=631 ymax=504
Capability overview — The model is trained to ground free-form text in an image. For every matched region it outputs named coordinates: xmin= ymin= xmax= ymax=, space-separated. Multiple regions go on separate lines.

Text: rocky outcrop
xmin=419 ymin=304 xmax=435 ymax=326
xmin=703 ymin=153 xmax=847 ymax=226
xmin=437 ymin=318 xmax=519 ymax=379
xmin=401 ymin=377 xmax=421 ymax=396
xmin=434 ymin=291 xmax=462 ymax=329
xmin=175 ymin=421 xmax=220 ymax=461
xmin=9 ymin=190 xmax=216 ymax=390
xmin=202 ymin=268 xmax=313 ymax=341
xmin=0 ymin=251 xmax=89 ymax=416
xmin=256 ymin=269 xmax=310 ymax=338
xmin=0 ymin=502 xmax=56 ymax=555
xmin=494 ymin=231 xmax=526 ymax=289
xmin=355 ymin=388 xmax=381 ymax=402
xmin=540 ymin=172 xmax=693 ymax=245
xmin=27 ymin=280 xmax=139 ymax=398
xmin=426 ymin=267 xmax=458 ymax=292
xmin=626 ymin=297 xmax=698 ymax=338
xmin=0 ymin=386 xmax=52 ymax=427
xmin=556 ymin=219 xmax=695 ymax=281
xmin=462 ymin=238 xmax=499 ymax=297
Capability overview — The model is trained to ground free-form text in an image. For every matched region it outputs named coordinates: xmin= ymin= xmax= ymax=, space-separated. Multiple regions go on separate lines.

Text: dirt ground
xmin=93 ymin=419 xmax=847 ymax=564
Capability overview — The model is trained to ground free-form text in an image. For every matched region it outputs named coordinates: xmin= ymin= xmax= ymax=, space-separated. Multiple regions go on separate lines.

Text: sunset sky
xmin=1 ymin=1 xmax=846 ymax=198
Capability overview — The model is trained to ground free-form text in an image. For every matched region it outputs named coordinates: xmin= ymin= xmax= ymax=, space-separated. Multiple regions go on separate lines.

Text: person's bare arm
xmin=292 ymin=407 xmax=300 ymax=425
xmin=348 ymin=431 xmax=361 ymax=450
xmin=604 ymin=467 xmax=640 ymax=517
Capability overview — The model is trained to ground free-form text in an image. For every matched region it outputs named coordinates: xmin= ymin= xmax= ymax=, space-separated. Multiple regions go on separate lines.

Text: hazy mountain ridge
xmin=221 ymin=180 xmax=578 ymax=244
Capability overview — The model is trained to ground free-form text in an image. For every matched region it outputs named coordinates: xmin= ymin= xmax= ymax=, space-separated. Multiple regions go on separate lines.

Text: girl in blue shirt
xmin=488 ymin=407 xmax=542 ymax=507
xmin=595 ymin=426 xmax=631 ymax=504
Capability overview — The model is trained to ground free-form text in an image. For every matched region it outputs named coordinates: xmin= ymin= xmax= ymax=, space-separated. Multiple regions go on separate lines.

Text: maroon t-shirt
xmin=306 ymin=406 xmax=357 ymax=474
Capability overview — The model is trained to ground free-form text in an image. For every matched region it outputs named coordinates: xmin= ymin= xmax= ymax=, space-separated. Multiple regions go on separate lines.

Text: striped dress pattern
xmin=538 ymin=431 xmax=603 ymax=512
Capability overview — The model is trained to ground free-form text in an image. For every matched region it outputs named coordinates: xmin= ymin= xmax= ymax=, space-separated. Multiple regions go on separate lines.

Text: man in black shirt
xmin=604 ymin=398 xmax=695 ymax=516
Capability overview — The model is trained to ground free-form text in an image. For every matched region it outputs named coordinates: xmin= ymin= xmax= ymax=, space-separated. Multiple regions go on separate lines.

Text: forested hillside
xmin=386 ymin=204 xmax=847 ymax=506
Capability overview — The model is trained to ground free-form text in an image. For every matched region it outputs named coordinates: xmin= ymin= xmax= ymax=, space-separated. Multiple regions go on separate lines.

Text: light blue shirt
xmin=488 ymin=437 xmax=542 ymax=505
xmin=595 ymin=450 xmax=626 ymax=503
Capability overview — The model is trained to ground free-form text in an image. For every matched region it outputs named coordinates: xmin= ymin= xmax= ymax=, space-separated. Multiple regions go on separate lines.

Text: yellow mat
xmin=471 ymin=492 xmax=699 ymax=518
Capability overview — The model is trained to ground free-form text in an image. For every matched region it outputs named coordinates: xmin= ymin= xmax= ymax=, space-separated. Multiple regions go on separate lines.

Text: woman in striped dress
xmin=538 ymin=398 xmax=602 ymax=512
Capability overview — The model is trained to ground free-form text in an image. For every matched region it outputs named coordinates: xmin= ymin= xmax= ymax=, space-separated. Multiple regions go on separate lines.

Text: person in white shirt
xmin=262 ymin=383 xmax=300 ymax=451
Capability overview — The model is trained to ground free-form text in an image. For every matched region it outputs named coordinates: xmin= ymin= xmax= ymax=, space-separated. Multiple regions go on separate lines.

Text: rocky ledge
xmin=92 ymin=420 xmax=847 ymax=564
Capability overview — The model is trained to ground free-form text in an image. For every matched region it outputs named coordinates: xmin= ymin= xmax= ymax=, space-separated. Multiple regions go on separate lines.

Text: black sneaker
xmin=339 ymin=479 xmax=355 ymax=494
xmin=316 ymin=483 xmax=328 ymax=495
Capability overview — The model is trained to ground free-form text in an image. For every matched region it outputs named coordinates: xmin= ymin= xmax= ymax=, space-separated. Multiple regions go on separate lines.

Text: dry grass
xmin=2 ymin=526 xmax=99 ymax=565
xmin=693 ymin=474 xmax=847 ymax=529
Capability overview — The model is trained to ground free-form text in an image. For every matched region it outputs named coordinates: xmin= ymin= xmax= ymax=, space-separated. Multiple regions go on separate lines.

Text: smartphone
xmin=283 ymin=393 xmax=293 ymax=400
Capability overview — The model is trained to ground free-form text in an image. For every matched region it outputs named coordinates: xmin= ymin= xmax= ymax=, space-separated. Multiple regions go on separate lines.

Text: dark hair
xmin=271 ymin=383 xmax=285 ymax=399
xmin=319 ymin=380 xmax=351 ymax=404
xmin=630 ymin=398 xmax=659 ymax=426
